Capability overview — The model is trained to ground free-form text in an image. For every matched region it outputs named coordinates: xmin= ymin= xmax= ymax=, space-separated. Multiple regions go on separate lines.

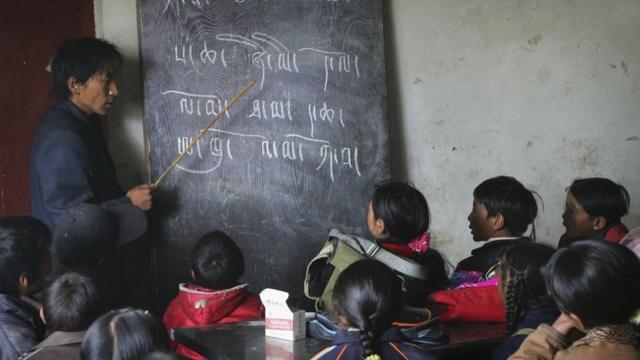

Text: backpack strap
xmin=328 ymin=229 xmax=427 ymax=280
xmin=511 ymin=328 xmax=535 ymax=337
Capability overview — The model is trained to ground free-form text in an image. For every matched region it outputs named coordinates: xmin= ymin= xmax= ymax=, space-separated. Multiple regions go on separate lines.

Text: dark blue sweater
xmin=30 ymin=100 xmax=127 ymax=231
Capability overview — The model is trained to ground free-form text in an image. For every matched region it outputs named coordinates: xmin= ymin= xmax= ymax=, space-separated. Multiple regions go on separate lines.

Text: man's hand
xmin=127 ymin=184 xmax=155 ymax=211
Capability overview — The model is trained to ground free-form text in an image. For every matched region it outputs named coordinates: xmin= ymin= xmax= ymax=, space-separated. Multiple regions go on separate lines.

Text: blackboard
xmin=139 ymin=0 xmax=389 ymax=310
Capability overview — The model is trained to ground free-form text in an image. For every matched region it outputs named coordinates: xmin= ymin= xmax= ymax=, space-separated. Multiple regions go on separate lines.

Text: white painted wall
xmin=384 ymin=0 xmax=640 ymax=265
xmin=98 ymin=0 xmax=640 ymax=266
xmin=94 ymin=0 xmax=147 ymax=188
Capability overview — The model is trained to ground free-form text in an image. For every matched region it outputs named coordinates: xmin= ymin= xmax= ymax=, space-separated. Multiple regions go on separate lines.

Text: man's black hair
xmin=191 ymin=231 xmax=244 ymax=289
xmin=42 ymin=268 xmax=105 ymax=332
xmin=544 ymin=240 xmax=640 ymax=329
xmin=473 ymin=176 xmax=539 ymax=237
xmin=568 ymin=177 xmax=630 ymax=226
xmin=49 ymin=37 xmax=122 ymax=100
xmin=0 ymin=217 xmax=48 ymax=295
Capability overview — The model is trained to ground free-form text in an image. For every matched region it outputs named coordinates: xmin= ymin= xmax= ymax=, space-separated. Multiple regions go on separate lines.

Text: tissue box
xmin=260 ymin=288 xmax=306 ymax=341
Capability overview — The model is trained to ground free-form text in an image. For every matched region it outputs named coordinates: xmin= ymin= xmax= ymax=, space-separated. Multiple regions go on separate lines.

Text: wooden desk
xmin=174 ymin=320 xmax=507 ymax=359
xmin=174 ymin=321 xmax=328 ymax=360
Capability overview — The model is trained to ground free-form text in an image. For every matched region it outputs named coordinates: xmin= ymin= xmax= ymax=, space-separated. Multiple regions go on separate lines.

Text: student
xmin=509 ymin=241 xmax=640 ymax=359
xmin=492 ymin=243 xmax=558 ymax=360
xmin=0 ymin=217 xmax=52 ymax=298
xmin=558 ymin=177 xmax=630 ymax=247
xmin=81 ymin=308 xmax=168 ymax=360
xmin=20 ymin=269 xmax=105 ymax=360
xmin=163 ymin=231 xmax=264 ymax=358
xmin=0 ymin=217 xmax=47 ymax=360
xmin=455 ymin=176 xmax=539 ymax=279
xmin=367 ymin=181 xmax=449 ymax=303
xmin=311 ymin=259 xmax=435 ymax=360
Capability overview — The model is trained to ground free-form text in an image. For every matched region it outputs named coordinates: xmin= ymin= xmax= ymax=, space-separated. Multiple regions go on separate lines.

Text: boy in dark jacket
xmin=0 ymin=217 xmax=49 ymax=360
xmin=163 ymin=231 xmax=264 ymax=359
xmin=20 ymin=269 xmax=105 ymax=360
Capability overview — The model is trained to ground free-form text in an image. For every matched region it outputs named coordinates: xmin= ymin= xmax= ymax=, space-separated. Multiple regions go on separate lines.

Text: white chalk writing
xmin=162 ymin=90 xmax=231 ymax=119
xmin=308 ymin=102 xmax=344 ymax=137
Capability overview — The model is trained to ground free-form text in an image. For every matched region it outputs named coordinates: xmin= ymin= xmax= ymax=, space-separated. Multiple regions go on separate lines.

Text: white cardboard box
xmin=259 ymin=288 xmax=306 ymax=341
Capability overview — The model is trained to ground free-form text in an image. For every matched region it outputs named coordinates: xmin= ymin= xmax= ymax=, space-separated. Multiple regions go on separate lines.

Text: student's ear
xmin=374 ymin=218 xmax=387 ymax=237
xmin=592 ymin=216 xmax=607 ymax=232
xmin=39 ymin=306 xmax=47 ymax=324
xmin=568 ymin=313 xmax=587 ymax=332
xmin=491 ymin=212 xmax=505 ymax=231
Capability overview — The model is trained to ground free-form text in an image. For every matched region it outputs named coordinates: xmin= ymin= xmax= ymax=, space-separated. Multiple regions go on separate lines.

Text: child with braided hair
xmin=311 ymin=259 xmax=435 ymax=360
xmin=492 ymin=243 xmax=558 ymax=360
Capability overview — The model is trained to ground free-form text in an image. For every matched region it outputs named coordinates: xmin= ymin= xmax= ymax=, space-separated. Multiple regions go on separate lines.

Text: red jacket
xmin=558 ymin=223 xmax=629 ymax=248
xmin=163 ymin=283 xmax=264 ymax=359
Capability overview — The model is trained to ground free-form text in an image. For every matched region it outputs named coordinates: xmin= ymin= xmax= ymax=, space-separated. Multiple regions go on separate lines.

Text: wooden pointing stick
xmin=152 ymin=80 xmax=257 ymax=188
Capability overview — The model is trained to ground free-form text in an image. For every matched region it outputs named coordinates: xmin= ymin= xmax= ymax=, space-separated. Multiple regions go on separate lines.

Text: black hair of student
xmin=81 ymin=308 xmax=168 ymax=360
xmin=0 ymin=217 xmax=48 ymax=295
xmin=473 ymin=176 xmax=539 ymax=238
xmin=416 ymin=249 xmax=451 ymax=295
xmin=544 ymin=240 xmax=640 ymax=329
xmin=191 ymin=230 xmax=244 ymax=289
xmin=371 ymin=181 xmax=430 ymax=244
xmin=567 ymin=177 xmax=630 ymax=226
xmin=0 ymin=216 xmax=51 ymax=255
xmin=332 ymin=259 xmax=404 ymax=359
xmin=42 ymin=268 xmax=105 ymax=332
xmin=499 ymin=243 xmax=556 ymax=331
xmin=50 ymin=37 xmax=122 ymax=100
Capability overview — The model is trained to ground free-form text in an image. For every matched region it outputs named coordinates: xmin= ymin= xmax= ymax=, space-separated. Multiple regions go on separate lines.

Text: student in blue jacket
xmin=311 ymin=259 xmax=435 ymax=360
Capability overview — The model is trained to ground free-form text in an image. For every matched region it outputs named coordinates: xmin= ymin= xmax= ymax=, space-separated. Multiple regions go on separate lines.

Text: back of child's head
xmin=473 ymin=176 xmax=538 ymax=237
xmin=332 ymin=259 xmax=403 ymax=358
xmin=567 ymin=177 xmax=630 ymax=226
xmin=370 ymin=181 xmax=429 ymax=243
xmin=544 ymin=240 xmax=640 ymax=329
xmin=81 ymin=307 xmax=167 ymax=360
xmin=42 ymin=268 xmax=105 ymax=332
xmin=0 ymin=216 xmax=49 ymax=295
xmin=191 ymin=230 xmax=244 ymax=289
xmin=498 ymin=243 xmax=556 ymax=330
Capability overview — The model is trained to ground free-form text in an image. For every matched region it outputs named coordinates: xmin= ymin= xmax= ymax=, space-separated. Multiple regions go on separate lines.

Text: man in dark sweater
xmin=30 ymin=37 xmax=152 ymax=232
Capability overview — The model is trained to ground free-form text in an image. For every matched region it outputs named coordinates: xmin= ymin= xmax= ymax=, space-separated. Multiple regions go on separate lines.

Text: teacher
xmin=30 ymin=37 xmax=153 ymax=231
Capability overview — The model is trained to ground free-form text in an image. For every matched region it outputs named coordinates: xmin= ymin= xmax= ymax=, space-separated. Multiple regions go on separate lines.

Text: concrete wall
xmin=98 ymin=0 xmax=640 ymax=266
xmin=384 ymin=0 xmax=640 ymax=264
xmin=95 ymin=0 xmax=147 ymax=189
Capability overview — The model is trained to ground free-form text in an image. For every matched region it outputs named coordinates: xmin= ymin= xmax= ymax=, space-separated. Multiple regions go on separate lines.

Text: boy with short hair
xmin=163 ymin=231 xmax=264 ymax=359
xmin=0 ymin=217 xmax=47 ymax=360
xmin=21 ymin=269 xmax=105 ymax=360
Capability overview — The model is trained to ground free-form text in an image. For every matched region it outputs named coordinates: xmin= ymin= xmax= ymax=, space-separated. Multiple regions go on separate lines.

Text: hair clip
xmin=409 ymin=232 xmax=430 ymax=253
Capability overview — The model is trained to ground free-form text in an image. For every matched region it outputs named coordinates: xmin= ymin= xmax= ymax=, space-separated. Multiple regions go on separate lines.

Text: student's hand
xmin=127 ymin=184 xmax=155 ymax=211
xmin=552 ymin=313 xmax=580 ymax=336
